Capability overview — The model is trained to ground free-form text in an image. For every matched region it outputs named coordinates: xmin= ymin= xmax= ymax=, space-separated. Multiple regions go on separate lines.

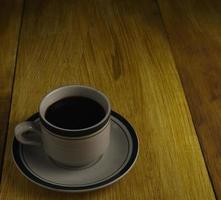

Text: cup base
xmin=48 ymin=155 xmax=103 ymax=170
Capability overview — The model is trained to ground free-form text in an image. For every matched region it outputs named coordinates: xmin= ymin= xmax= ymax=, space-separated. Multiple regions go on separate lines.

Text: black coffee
xmin=45 ymin=96 xmax=105 ymax=129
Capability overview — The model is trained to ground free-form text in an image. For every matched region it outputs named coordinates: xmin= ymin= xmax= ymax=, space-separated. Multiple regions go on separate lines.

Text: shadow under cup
xmin=39 ymin=85 xmax=111 ymax=167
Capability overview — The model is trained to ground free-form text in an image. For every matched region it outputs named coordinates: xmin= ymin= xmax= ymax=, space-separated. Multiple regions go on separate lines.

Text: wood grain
xmin=0 ymin=0 xmax=23 ymax=179
xmin=0 ymin=0 xmax=215 ymax=199
xmin=157 ymin=0 xmax=221 ymax=198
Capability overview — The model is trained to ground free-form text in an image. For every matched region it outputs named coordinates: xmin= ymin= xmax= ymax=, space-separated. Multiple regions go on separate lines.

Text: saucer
xmin=13 ymin=111 xmax=139 ymax=192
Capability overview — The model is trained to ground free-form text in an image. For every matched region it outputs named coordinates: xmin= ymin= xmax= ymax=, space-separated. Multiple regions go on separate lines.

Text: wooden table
xmin=0 ymin=0 xmax=220 ymax=199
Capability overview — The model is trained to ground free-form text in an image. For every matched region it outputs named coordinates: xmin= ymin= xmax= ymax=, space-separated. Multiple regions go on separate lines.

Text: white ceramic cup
xmin=15 ymin=85 xmax=111 ymax=167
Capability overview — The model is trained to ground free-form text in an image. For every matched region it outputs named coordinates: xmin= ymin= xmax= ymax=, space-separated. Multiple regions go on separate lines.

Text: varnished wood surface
xmin=0 ymin=0 xmax=23 ymax=179
xmin=0 ymin=0 xmax=216 ymax=199
xmin=157 ymin=0 xmax=221 ymax=198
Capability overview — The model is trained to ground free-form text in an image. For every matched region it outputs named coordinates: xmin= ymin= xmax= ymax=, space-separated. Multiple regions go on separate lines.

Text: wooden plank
xmin=157 ymin=0 xmax=221 ymax=198
xmin=0 ymin=0 xmax=23 ymax=179
xmin=0 ymin=0 xmax=215 ymax=199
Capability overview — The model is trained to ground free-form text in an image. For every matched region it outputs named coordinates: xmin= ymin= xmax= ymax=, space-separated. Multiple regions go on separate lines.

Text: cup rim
xmin=39 ymin=85 xmax=111 ymax=137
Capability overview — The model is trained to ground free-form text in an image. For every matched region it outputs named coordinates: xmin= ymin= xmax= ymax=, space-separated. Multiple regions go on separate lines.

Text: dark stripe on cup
xmin=40 ymin=114 xmax=110 ymax=137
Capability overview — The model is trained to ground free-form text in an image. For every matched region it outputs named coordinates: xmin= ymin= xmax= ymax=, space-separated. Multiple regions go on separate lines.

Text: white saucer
xmin=13 ymin=111 xmax=139 ymax=192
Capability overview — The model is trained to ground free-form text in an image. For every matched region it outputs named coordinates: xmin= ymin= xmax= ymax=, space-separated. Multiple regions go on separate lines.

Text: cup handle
xmin=15 ymin=121 xmax=42 ymax=145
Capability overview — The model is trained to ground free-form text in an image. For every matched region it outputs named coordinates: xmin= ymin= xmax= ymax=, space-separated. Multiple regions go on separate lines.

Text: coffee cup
xmin=15 ymin=85 xmax=111 ymax=167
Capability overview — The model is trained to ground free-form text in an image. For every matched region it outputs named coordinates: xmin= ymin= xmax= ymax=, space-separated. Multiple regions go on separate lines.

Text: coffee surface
xmin=45 ymin=96 xmax=105 ymax=129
